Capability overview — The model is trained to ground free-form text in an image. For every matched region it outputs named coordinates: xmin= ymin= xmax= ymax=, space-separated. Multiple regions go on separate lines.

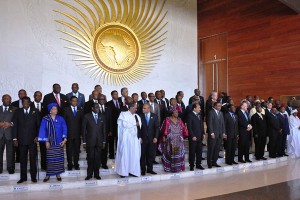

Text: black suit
xmin=84 ymin=100 xmax=97 ymax=114
xmin=189 ymin=96 xmax=205 ymax=119
xmin=267 ymin=113 xmax=282 ymax=158
xmin=99 ymin=104 xmax=112 ymax=167
xmin=11 ymin=100 xmax=22 ymax=109
xmin=251 ymin=113 xmax=267 ymax=159
xmin=106 ymin=100 xmax=121 ymax=158
xmin=224 ymin=112 xmax=238 ymax=164
xmin=237 ymin=110 xmax=252 ymax=161
xmin=187 ymin=112 xmax=205 ymax=168
xmin=207 ymin=109 xmax=225 ymax=167
xmin=63 ymin=106 xmax=84 ymax=169
xmin=118 ymin=97 xmax=126 ymax=110
xmin=277 ymin=113 xmax=290 ymax=156
xmin=82 ymin=112 xmax=106 ymax=178
xmin=155 ymin=99 xmax=167 ymax=125
xmin=13 ymin=108 xmax=40 ymax=180
xmin=11 ymin=100 xmax=22 ymax=163
xmin=43 ymin=93 xmax=69 ymax=115
xmin=139 ymin=112 xmax=159 ymax=172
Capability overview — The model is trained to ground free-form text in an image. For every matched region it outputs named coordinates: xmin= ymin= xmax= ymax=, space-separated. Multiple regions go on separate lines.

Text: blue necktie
xmin=231 ymin=113 xmax=235 ymax=122
xmin=94 ymin=114 xmax=98 ymax=124
xmin=4 ymin=107 xmax=8 ymax=112
xmin=73 ymin=107 xmax=76 ymax=116
xmin=145 ymin=114 xmax=149 ymax=125
xmin=244 ymin=112 xmax=248 ymax=121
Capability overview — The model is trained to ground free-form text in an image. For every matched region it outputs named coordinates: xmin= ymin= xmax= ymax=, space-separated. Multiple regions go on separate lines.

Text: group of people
xmin=0 ymin=83 xmax=299 ymax=184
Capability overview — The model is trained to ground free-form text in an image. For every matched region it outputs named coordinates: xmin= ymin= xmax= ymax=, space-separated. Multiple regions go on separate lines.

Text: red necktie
xmin=55 ymin=94 xmax=60 ymax=106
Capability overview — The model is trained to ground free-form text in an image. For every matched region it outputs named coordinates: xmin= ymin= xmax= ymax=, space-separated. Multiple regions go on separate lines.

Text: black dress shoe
xmin=245 ymin=160 xmax=252 ymax=163
xmin=109 ymin=156 xmax=115 ymax=159
xmin=17 ymin=179 xmax=27 ymax=184
xmin=74 ymin=166 xmax=80 ymax=170
xmin=94 ymin=176 xmax=101 ymax=180
xmin=56 ymin=175 xmax=62 ymax=181
xmin=147 ymin=170 xmax=157 ymax=175
xmin=32 ymin=179 xmax=37 ymax=183
xmin=141 ymin=171 xmax=146 ymax=176
xmin=43 ymin=176 xmax=50 ymax=182
xmin=208 ymin=165 xmax=212 ymax=169
xmin=261 ymin=157 xmax=267 ymax=160
xmin=67 ymin=167 xmax=73 ymax=171
xmin=85 ymin=176 xmax=92 ymax=180
xmin=284 ymin=154 xmax=289 ymax=157
xmin=190 ymin=167 xmax=194 ymax=171
xmin=255 ymin=158 xmax=261 ymax=161
xmin=120 ymin=175 xmax=126 ymax=178
xmin=238 ymin=160 xmax=246 ymax=163
xmin=8 ymin=170 xmax=15 ymax=174
xmin=201 ymin=158 xmax=205 ymax=160
xmin=226 ymin=162 xmax=232 ymax=165
xmin=0 ymin=170 xmax=3 ymax=174
xmin=153 ymin=161 xmax=159 ymax=164
xmin=232 ymin=161 xmax=238 ymax=164
xmin=213 ymin=164 xmax=221 ymax=167
xmin=196 ymin=165 xmax=205 ymax=170
xmin=102 ymin=165 xmax=108 ymax=169
xmin=129 ymin=173 xmax=138 ymax=177
xmin=218 ymin=156 xmax=222 ymax=158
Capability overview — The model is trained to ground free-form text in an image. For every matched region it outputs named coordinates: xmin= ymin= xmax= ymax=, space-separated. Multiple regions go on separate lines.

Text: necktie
xmin=94 ymin=114 xmax=98 ymax=124
xmin=145 ymin=114 xmax=149 ymax=125
xmin=73 ymin=107 xmax=76 ymax=116
xmin=115 ymin=100 xmax=119 ymax=109
xmin=244 ymin=112 xmax=248 ymax=121
xmin=101 ymin=105 xmax=104 ymax=113
xmin=158 ymin=100 xmax=160 ymax=105
xmin=55 ymin=94 xmax=60 ymax=106
xmin=36 ymin=103 xmax=40 ymax=111
xmin=197 ymin=114 xmax=201 ymax=120
xmin=231 ymin=113 xmax=235 ymax=122
xmin=25 ymin=109 xmax=29 ymax=115
xmin=4 ymin=107 xmax=8 ymax=112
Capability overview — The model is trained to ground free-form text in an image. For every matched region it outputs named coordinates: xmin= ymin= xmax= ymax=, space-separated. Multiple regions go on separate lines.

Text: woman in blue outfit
xmin=38 ymin=103 xmax=67 ymax=182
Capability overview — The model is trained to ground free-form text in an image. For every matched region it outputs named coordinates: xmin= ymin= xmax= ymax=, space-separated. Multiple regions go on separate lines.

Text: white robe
xmin=289 ymin=116 xmax=300 ymax=157
xmin=115 ymin=111 xmax=141 ymax=177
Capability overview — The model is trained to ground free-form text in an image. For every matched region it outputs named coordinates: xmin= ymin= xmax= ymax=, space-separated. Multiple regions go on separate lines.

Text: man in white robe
xmin=115 ymin=102 xmax=142 ymax=177
xmin=289 ymin=109 xmax=300 ymax=157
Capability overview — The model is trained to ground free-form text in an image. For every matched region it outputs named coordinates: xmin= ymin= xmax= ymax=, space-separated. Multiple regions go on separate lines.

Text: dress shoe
xmin=196 ymin=165 xmax=205 ymax=170
xmin=32 ymin=179 xmax=37 ymax=183
xmin=147 ymin=170 xmax=157 ymax=175
xmin=94 ymin=176 xmax=101 ymax=180
xmin=238 ymin=160 xmax=246 ymax=163
xmin=109 ymin=156 xmax=115 ymax=159
xmin=74 ymin=166 xmax=80 ymax=170
xmin=208 ymin=165 xmax=212 ymax=169
xmin=261 ymin=157 xmax=267 ymax=160
xmin=8 ymin=170 xmax=15 ymax=174
xmin=67 ymin=167 xmax=73 ymax=171
xmin=120 ymin=175 xmax=126 ymax=178
xmin=56 ymin=175 xmax=62 ymax=181
xmin=255 ymin=158 xmax=261 ymax=161
xmin=218 ymin=156 xmax=222 ymax=158
xmin=245 ymin=160 xmax=252 ymax=163
xmin=269 ymin=156 xmax=276 ymax=158
xmin=201 ymin=158 xmax=205 ymax=160
xmin=153 ymin=161 xmax=159 ymax=164
xmin=43 ymin=176 xmax=50 ymax=182
xmin=129 ymin=173 xmax=138 ymax=177
xmin=141 ymin=171 xmax=146 ymax=176
xmin=102 ymin=165 xmax=108 ymax=169
xmin=284 ymin=154 xmax=289 ymax=157
xmin=0 ymin=170 xmax=3 ymax=174
xmin=190 ymin=167 xmax=194 ymax=171
xmin=85 ymin=176 xmax=92 ymax=180
xmin=226 ymin=162 xmax=232 ymax=165
xmin=17 ymin=179 xmax=27 ymax=184
xmin=232 ymin=161 xmax=239 ymax=164
xmin=212 ymin=164 xmax=221 ymax=168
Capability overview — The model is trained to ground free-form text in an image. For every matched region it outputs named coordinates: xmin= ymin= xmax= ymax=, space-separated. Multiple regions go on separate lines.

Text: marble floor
xmin=1 ymin=158 xmax=300 ymax=200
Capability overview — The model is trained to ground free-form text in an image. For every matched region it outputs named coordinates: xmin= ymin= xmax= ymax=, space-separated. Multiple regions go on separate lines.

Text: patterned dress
xmin=159 ymin=117 xmax=188 ymax=172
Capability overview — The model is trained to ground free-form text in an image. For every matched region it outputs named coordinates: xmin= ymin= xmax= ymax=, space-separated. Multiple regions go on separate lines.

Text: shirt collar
xmin=24 ymin=107 xmax=30 ymax=113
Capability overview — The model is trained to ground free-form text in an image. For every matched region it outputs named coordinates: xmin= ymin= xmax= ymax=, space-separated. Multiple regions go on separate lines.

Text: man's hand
xmin=13 ymin=140 xmax=18 ymax=147
xmin=3 ymin=122 xmax=11 ymax=129
xmin=192 ymin=137 xmax=197 ymax=141
xmin=83 ymin=143 xmax=86 ymax=149
xmin=153 ymin=138 xmax=157 ymax=144
xmin=46 ymin=142 xmax=50 ymax=149
xmin=223 ymin=134 xmax=227 ymax=139
xmin=108 ymin=132 xmax=112 ymax=137
xmin=211 ymin=133 xmax=215 ymax=139
xmin=0 ymin=122 xmax=4 ymax=128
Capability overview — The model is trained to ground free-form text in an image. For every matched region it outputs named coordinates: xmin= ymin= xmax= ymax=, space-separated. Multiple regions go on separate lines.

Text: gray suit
xmin=206 ymin=109 xmax=225 ymax=167
xmin=0 ymin=105 xmax=17 ymax=172
xmin=149 ymin=102 xmax=161 ymax=125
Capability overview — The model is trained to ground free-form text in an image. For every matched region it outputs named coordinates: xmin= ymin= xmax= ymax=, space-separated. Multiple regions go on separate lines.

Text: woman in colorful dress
xmin=159 ymin=107 xmax=188 ymax=172
xmin=38 ymin=103 xmax=67 ymax=182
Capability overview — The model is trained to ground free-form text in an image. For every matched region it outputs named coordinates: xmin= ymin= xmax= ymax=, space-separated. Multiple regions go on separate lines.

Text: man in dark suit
xmin=205 ymin=91 xmax=218 ymax=117
xmin=11 ymin=89 xmax=27 ymax=109
xmin=66 ymin=83 xmax=86 ymax=110
xmin=106 ymin=90 xmax=121 ymax=159
xmin=63 ymin=96 xmax=84 ymax=170
xmin=84 ymin=90 xmax=99 ymax=114
xmin=206 ymin=102 xmax=225 ymax=168
xmin=98 ymin=94 xmax=112 ymax=169
xmin=237 ymin=101 xmax=253 ymax=163
xmin=43 ymin=83 xmax=69 ymax=115
xmin=176 ymin=94 xmax=186 ymax=122
xmin=88 ymin=85 xmax=107 ymax=102
xmin=139 ymin=103 xmax=159 ymax=175
xmin=82 ymin=103 xmax=106 ymax=180
xmin=267 ymin=107 xmax=282 ymax=158
xmin=30 ymin=91 xmax=47 ymax=171
xmin=0 ymin=94 xmax=17 ymax=174
xmin=251 ymin=106 xmax=267 ymax=160
xmin=13 ymin=97 xmax=40 ymax=183
xmin=277 ymin=106 xmax=290 ymax=157
xmin=137 ymin=92 xmax=148 ymax=114
xmin=118 ymin=87 xmax=128 ymax=109
xmin=155 ymin=90 xmax=167 ymax=124
xmin=160 ymin=90 xmax=170 ymax=109
xmin=286 ymin=101 xmax=294 ymax=116
xmin=187 ymin=103 xmax=205 ymax=171
xmin=224 ymin=104 xmax=239 ymax=165
xmin=188 ymin=89 xmax=205 ymax=119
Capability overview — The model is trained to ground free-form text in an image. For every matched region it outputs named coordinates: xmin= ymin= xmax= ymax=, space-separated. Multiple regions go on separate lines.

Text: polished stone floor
xmin=1 ymin=158 xmax=300 ymax=200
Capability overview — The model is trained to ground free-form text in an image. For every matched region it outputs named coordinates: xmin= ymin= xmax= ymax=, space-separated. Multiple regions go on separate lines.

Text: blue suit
xmin=66 ymin=92 xmax=86 ymax=109
xmin=277 ymin=113 xmax=290 ymax=156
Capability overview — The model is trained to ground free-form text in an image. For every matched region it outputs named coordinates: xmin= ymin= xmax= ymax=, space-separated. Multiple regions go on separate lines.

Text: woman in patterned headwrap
xmin=38 ymin=103 xmax=67 ymax=182
xmin=159 ymin=107 xmax=188 ymax=172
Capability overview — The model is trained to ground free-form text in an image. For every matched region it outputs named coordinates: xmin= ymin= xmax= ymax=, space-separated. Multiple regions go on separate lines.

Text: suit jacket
xmin=106 ymin=100 xmax=121 ymax=136
xmin=66 ymin=92 xmax=86 ymax=109
xmin=43 ymin=93 xmax=69 ymax=115
xmin=99 ymin=103 xmax=112 ymax=134
xmin=251 ymin=113 xmax=267 ymax=138
xmin=84 ymin=99 xmax=97 ymax=114
xmin=149 ymin=102 xmax=161 ymax=124
xmin=82 ymin=113 xmax=106 ymax=147
xmin=62 ymin=107 xmax=84 ymax=140
xmin=187 ymin=112 xmax=205 ymax=141
xmin=139 ymin=112 xmax=159 ymax=142
xmin=237 ymin=109 xmax=251 ymax=138
xmin=267 ymin=113 xmax=281 ymax=136
xmin=118 ymin=96 xmax=126 ymax=109
xmin=30 ymin=101 xmax=45 ymax=117
xmin=162 ymin=98 xmax=170 ymax=109
xmin=12 ymin=100 xmax=22 ymax=108
xmin=277 ymin=113 xmax=290 ymax=135
xmin=13 ymin=108 xmax=40 ymax=145
xmin=224 ymin=112 xmax=239 ymax=139
xmin=0 ymin=106 xmax=17 ymax=140
xmin=207 ymin=109 xmax=225 ymax=139
xmin=155 ymin=99 xmax=167 ymax=122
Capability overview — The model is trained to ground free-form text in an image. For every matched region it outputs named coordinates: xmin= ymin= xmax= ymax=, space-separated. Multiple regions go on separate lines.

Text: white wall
xmin=0 ymin=0 xmax=198 ymax=104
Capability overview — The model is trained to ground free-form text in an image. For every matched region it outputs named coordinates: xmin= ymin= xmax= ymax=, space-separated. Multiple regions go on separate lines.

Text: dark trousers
xmin=107 ymin=136 xmax=115 ymax=158
xmin=66 ymin=138 xmax=80 ymax=168
xmin=14 ymin=146 xmax=20 ymax=163
xmin=269 ymin=132 xmax=282 ymax=157
xmin=238 ymin=135 xmax=250 ymax=161
xmin=0 ymin=137 xmax=14 ymax=171
xmin=86 ymin=145 xmax=101 ymax=177
xmin=39 ymin=142 xmax=47 ymax=170
xmin=101 ymin=142 xmax=108 ymax=167
xmin=207 ymin=137 xmax=221 ymax=167
xmin=140 ymin=139 xmax=155 ymax=172
xmin=225 ymin=137 xmax=237 ymax=164
xmin=254 ymin=136 xmax=266 ymax=159
xmin=189 ymin=139 xmax=203 ymax=167
xmin=19 ymin=143 xmax=37 ymax=180
xmin=280 ymin=133 xmax=288 ymax=156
